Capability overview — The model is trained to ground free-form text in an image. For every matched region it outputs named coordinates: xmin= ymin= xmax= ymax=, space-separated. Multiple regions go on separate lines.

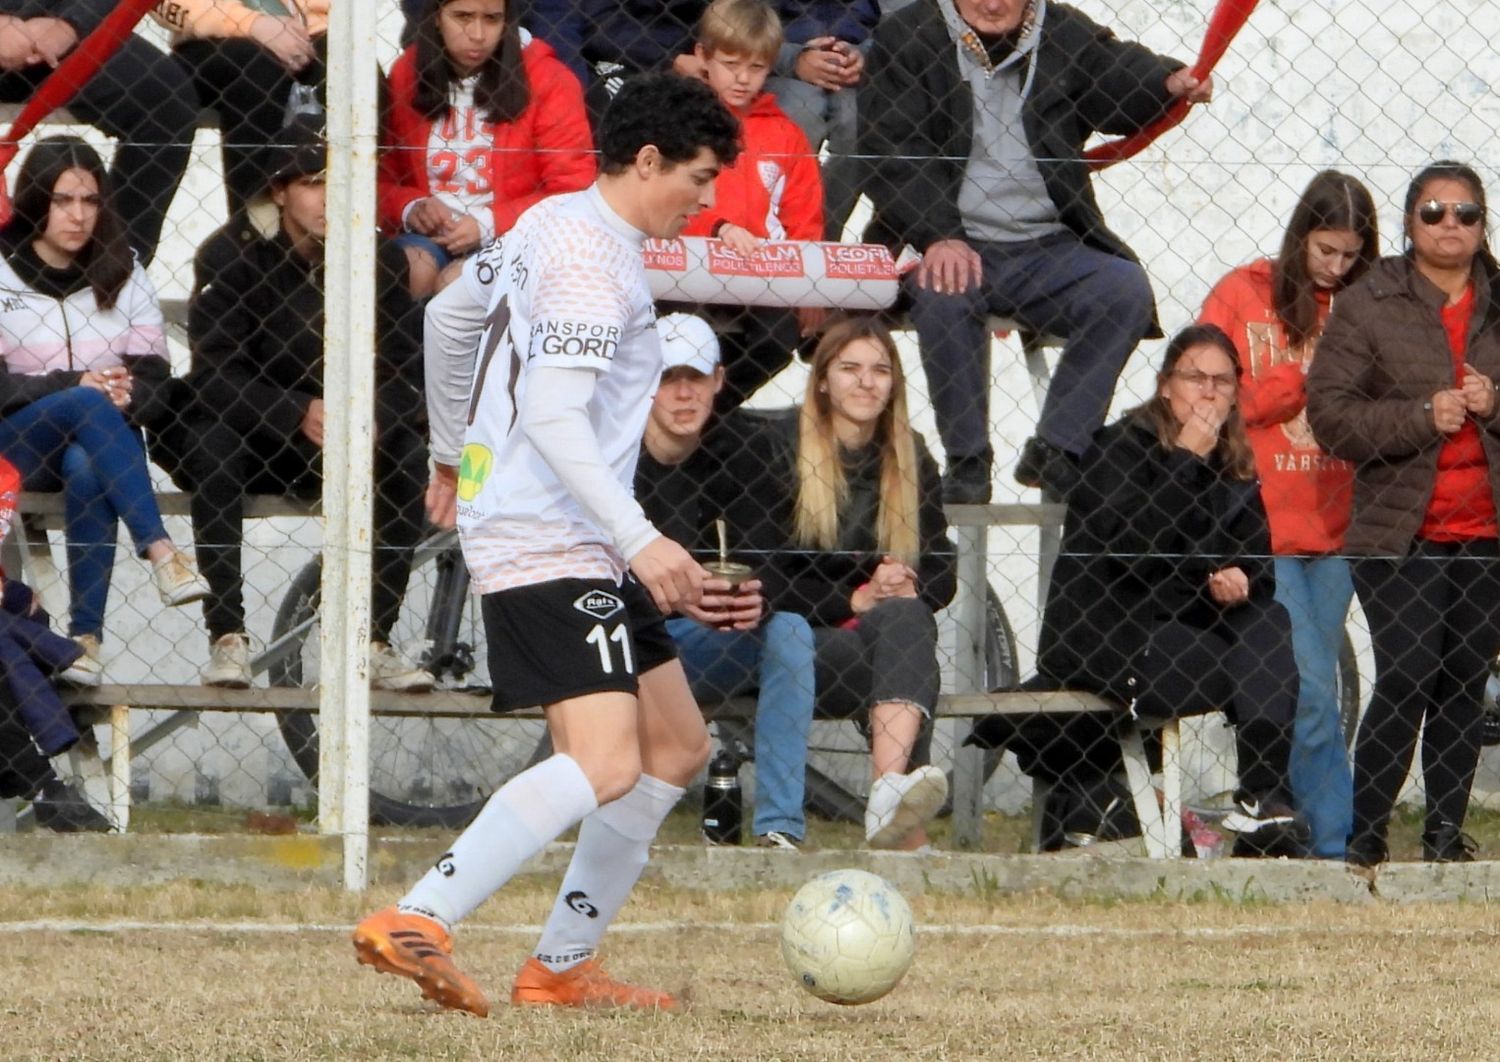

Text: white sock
xmin=532 ymin=774 xmax=684 ymax=972
xmin=397 ymin=753 xmax=597 ymax=930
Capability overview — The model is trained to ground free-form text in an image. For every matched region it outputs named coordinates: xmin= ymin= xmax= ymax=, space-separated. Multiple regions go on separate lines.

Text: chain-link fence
xmin=3 ymin=0 xmax=1499 ymax=870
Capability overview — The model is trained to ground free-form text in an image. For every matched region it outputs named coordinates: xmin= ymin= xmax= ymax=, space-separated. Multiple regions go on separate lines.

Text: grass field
xmin=5 ymin=879 xmax=1500 ymax=1060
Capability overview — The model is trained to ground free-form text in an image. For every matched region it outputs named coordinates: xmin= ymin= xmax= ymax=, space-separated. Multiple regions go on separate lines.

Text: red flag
xmin=0 ymin=0 xmax=162 ymax=224
xmin=1084 ymin=0 xmax=1259 ymax=171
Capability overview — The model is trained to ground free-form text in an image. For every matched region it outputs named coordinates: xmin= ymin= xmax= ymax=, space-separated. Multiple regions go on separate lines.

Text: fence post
xmin=319 ymin=3 xmax=379 ymax=891
xmin=950 ymin=515 xmax=989 ymax=849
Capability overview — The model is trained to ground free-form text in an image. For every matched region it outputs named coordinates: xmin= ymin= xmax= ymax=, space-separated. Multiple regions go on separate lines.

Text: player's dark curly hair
xmin=597 ymin=73 xmax=742 ymax=175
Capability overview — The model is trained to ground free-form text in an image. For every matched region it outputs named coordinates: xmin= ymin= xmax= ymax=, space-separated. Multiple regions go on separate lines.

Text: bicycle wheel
xmin=1337 ymin=628 xmax=1361 ymax=751
xmin=270 ymin=537 xmax=550 ymax=828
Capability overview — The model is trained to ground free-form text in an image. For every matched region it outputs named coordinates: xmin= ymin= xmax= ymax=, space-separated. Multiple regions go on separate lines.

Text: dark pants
xmin=0 ymin=682 xmax=52 ymax=801
xmin=0 ymin=36 xmax=196 ymax=263
xmin=905 ymin=233 xmax=1154 ymax=465
xmin=814 ymin=597 xmax=940 ymax=767
xmin=1133 ymin=599 xmax=1298 ymax=800
xmin=171 ymin=38 xmax=297 ymax=217
xmin=0 ymin=602 xmax=83 ymax=758
xmin=1350 ymin=541 xmax=1500 ymax=844
xmin=159 ymin=417 xmax=428 ymax=644
xmin=711 ymin=306 xmax=803 ymax=414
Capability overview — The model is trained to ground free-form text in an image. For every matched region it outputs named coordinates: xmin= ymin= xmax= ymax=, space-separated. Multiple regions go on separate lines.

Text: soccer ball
xmin=780 ymin=869 xmax=915 ymax=1005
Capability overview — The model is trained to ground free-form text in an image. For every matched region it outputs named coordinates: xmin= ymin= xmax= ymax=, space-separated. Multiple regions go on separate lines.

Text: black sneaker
xmin=1013 ymin=436 xmax=1081 ymax=499
xmin=32 ymin=780 xmax=111 ymax=833
xmin=1345 ymin=832 xmax=1389 ymax=870
xmin=1223 ymin=791 xmax=1309 ymax=858
xmin=942 ymin=455 xmax=992 ymax=505
xmin=1422 ymin=821 xmax=1477 ymax=863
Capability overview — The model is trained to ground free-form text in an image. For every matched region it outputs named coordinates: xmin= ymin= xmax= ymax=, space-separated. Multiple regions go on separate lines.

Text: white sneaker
xmin=59 ymin=633 xmax=103 ymax=687
xmin=865 ymin=765 xmax=949 ymax=849
xmin=152 ymin=550 xmax=210 ymax=607
xmin=370 ymin=641 xmax=435 ymax=692
xmin=202 ymin=633 xmax=252 ymax=689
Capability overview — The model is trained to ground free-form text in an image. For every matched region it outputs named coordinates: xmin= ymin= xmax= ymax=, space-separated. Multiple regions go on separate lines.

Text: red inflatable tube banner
xmin=1084 ymin=0 xmax=1258 ymax=171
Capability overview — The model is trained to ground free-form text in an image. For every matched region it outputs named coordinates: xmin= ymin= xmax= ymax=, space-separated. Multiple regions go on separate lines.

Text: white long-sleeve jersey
xmin=425 ymin=186 xmax=662 ymax=593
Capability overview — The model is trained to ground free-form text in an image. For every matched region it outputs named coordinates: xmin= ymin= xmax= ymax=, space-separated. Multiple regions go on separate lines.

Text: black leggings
xmin=1133 ymin=598 xmax=1298 ymax=800
xmin=157 ymin=417 xmax=428 ymax=644
xmin=1350 ymin=540 xmax=1500 ymax=841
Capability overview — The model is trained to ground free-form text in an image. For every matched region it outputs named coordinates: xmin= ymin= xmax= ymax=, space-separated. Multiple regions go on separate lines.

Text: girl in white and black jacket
xmin=0 ymin=136 xmax=207 ymax=683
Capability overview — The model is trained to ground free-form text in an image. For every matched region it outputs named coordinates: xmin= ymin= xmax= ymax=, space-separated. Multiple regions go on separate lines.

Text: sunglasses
xmin=1417 ymin=199 xmax=1484 ymax=227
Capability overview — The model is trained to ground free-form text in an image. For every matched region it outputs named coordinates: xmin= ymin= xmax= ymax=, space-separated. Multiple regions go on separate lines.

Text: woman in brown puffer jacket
xmin=1307 ymin=160 xmax=1500 ymax=868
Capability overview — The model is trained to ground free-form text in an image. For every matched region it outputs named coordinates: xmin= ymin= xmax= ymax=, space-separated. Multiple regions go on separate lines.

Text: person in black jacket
xmin=715 ymin=315 xmax=956 ymax=849
xmin=1034 ymin=324 xmax=1307 ymax=857
xmin=160 ymin=115 xmax=431 ymax=692
xmin=0 ymin=0 xmax=196 ymax=263
xmin=858 ymin=0 xmax=1211 ymax=503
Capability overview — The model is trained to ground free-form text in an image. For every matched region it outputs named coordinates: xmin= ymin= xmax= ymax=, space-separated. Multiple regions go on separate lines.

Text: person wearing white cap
xmin=635 ymin=313 xmax=816 ymax=849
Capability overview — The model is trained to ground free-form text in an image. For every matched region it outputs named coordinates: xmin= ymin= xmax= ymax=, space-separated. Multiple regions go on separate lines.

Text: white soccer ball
xmin=780 ymin=869 xmax=915 ymax=1005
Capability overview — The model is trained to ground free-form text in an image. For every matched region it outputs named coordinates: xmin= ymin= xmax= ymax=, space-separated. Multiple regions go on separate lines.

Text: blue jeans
xmin=905 ymin=233 xmax=1154 ymax=463
xmin=667 ymin=613 xmax=815 ymax=839
xmin=1275 ymin=556 xmax=1355 ymax=858
xmin=0 ymin=388 xmax=169 ymax=638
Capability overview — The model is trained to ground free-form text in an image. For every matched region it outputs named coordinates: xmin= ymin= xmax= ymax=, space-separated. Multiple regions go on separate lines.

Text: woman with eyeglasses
xmin=1036 ymin=324 xmax=1306 ymax=857
xmin=1198 ymin=170 xmax=1379 ymax=860
xmin=1308 ymin=161 xmax=1500 ymax=867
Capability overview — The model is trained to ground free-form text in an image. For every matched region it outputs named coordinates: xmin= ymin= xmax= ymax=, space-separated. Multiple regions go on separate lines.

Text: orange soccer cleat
xmin=511 ymin=956 xmax=680 ymax=1011
xmin=352 ymin=907 xmax=490 ymax=1018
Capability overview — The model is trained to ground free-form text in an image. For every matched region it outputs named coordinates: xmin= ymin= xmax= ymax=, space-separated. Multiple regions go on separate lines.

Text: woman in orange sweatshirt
xmin=1198 ymin=170 xmax=1379 ymax=858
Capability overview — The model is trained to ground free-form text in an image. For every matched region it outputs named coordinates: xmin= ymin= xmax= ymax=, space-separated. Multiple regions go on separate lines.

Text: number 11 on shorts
xmin=585 ymin=623 xmax=635 ymax=675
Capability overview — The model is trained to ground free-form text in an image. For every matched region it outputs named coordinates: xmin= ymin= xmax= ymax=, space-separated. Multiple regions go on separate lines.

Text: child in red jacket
xmin=681 ymin=0 xmax=826 ymax=410
xmin=378 ymin=0 xmax=596 ymax=296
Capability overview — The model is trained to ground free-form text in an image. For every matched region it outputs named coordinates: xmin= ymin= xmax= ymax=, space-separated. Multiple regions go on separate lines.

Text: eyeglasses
xmin=1171 ymin=369 xmax=1238 ymax=393
xmin=1417 ymin=199 xmax=1484 ymax=227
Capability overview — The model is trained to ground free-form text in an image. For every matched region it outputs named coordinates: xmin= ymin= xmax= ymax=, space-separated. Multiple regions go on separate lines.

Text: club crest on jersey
xmin=573 ymin=590 xmax=624 ymax=620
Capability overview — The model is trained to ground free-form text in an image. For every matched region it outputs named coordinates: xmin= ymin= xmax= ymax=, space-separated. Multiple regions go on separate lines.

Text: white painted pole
xmin=320 ymin=2 xmax=378 ymax=890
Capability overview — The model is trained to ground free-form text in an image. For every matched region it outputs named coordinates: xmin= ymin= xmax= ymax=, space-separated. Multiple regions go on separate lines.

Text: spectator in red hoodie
xmin=1199 ymin=170 xmax=1379 ymax=859
xmin=379 ymin=0 xmax=595 ymax=296
xmin=680 ymin=0 xmax=826 ymax=410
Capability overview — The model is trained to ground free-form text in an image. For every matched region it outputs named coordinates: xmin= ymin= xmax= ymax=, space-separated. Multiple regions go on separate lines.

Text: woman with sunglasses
xmin=1198 ymin=171 xmax=1379 ymax=860
xmin=1308 ymin=161 xmax=1500 ymax=866
xmin=1036 ymin=324 xmax=1306 ymax=856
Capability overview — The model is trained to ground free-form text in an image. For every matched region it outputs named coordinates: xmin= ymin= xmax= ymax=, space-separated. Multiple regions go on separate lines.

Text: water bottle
xmin=701 ymin=750 xmax=742 ymax=845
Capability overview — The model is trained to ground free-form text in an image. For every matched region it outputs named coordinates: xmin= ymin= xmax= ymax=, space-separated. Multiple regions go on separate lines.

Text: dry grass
xmin=5 ymin=882 xmax=1500 ymax=1060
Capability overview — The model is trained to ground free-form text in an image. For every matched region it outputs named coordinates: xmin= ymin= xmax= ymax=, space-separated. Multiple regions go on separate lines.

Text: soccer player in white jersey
xmin=352 ymin=73 xmax=742 ymax=1018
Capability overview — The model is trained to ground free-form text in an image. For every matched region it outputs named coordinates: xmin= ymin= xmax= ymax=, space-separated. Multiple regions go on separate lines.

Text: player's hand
xmin=915 ymin=239 xmax=981 ymax=295
xmin=1431 ymin=388 xmax=1468 ymax=434
xmin=629 ymin=536 xmax=707 ymax=614
xmin=300 ymin=398 xmax=326 ymax=448
xmin=426 ymin=463 xmax=458 ymax=529
xmin=1461 ymin=365 xmax=1496 ymax=417
xmin=25 ymin=17 xmax=77 ymax=67
xmin=685 ymin=577 xmax=765 ymax=631
xmin=715 ymin=223 xmax=763 ymax=257
xmin=794 ymin=37 xmax=845 ymax=90
xmin=407 ymin=197 xmax=457 ymax=236
xmin=1166 ymin=69 xmax=1213 ymax=104
xmin=249 ymin=14 xmax=317 ymax=74
xmin=436 ymin=214 xmax=483 ymax=255
xmin=1207 ymin=566 xmax=1250 ymax=607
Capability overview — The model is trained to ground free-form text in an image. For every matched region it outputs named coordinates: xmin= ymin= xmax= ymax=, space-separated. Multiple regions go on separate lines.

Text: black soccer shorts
xmin=482 ymin=575 xmax=678 ymax=713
